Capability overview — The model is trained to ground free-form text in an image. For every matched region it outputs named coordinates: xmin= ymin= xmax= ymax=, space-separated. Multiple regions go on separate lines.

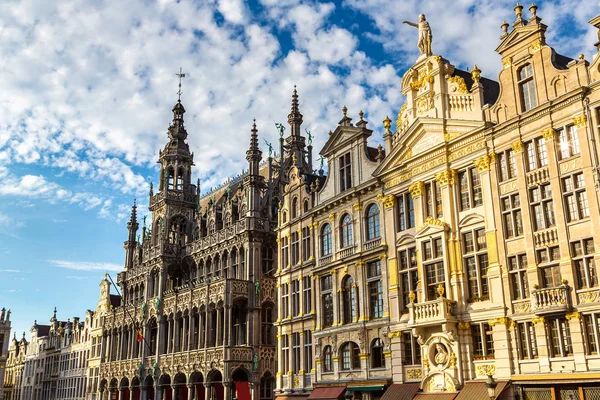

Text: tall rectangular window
xmin=282 ymin=237 xmax=289 ymax=267
xmin=399 ymin=247 xmax=418 ymax=311
xmin=282 ymin=283 xmax=289 ymax=319
xmin=303 ymin=330 xmax=312 ymax=373
xmin=459 ymin=167 xmax=483 ymax=211
xmin=501 ymin=194 xmax=523 ymax=238
xmin=291 ymin=279 xmax=300 ymax=317
xmin=463 ymin=228 xmax=489 ymax=301
xmin=292 ymin=332 xmax=301 ymax=373
xmin=303 ymin=276 xmax=312 ymax=314
xmin=571 ymin=238 xmax=597 ymax=289
xmin=584 ymin=313 xmax=600 ymax=355
xmin=547 ymin=317 xmax=573 ymax=357
xmin=302 ymin=227 xmax=311 ymax=261
xmin=563 ymin=173 xmax=589 ymax=222
xmin=529 ymin=183 xmax=555 ymax=231
xmin=525 ymin=137 xmax=548 ymax=171
xmin=537 ymin=246 xmax=561 ymax=288
xmin=558 ymin=125 xmax=580 ymax=159
xmin=471 ymin=323 xmax=494 ymax=360
xmin=424 ymin=181 xmax=443 ymax=219
xmin=282 ymin=335 xmax=289 ymax=373
xmin=519 ymin=64 xmax=537 ymax=112
xmin=402 ymin=332 xmax=421 ymax=365
xmin=367 ymin=260 xmax=384 ymax=319
xmin=321 ymin=275 xmax=333 ymax=328
xmin=508 ymin=254 xmax=529 ymax=300
xmin=291 ymin=232 xmax=300 ymax=265
xmin=339 ymin=152 xmax=352 ymax=192
xmin=424 ymin=237 xmax=445 ymax=300
xmin=498 ymin=149 xmax=517 ymax=181
xmin=397 ymin=192 xmax=415 ymax=231
xmin=517 ymin=322 xmax=538 ymax=359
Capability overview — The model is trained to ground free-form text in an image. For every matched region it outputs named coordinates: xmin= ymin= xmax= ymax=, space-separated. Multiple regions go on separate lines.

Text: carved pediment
xmin=495 ymin=23 xmax=547 ymax=55
xmin=396 ymin=233 xmax=416 ymax=247
xmin=415 ymin=218 xmax=447 ymax=238
xmin=458 ymin=213 xmax=485 ymax=228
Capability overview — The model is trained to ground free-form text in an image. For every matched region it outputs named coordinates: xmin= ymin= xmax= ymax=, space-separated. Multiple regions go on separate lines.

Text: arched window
xmin=371 ymin=338 xmax=385 ymax=369
xmin=340 ymin=214 xmax=353 ymax=248
xmin=176 ymin=168 xmax=184 ymax=190
xmin=321 ymin=224 xmax=332 ymax=256
xmin=166 ymin=167 xmax=175 ymax=190
xmin=303 ymin=199 xmax=309 ymax=213
xmin=231 ymin=248 xmax=238 ymax=279
xmin=213 ymin=255 xmax=221 ymax=278
xmin=168 ymin=216 xmax=187 ymax=246
xmin=197 ymin=261 xmax=204 ymax=282
xmin=153 ymin=218 xmax=163 ymax=246
xmin=366 ymin=204 xmax=380 ymax=240
xmin=259 ymin=373 xmax=275 ymax=400
xmin=518 ymin=64 xmax=537 ymax=112
xmin=340 ymin=342 xmax=360 ymax=371
xmin=342 ymin=276 xmax=357 ymax=324
xmin=222 ymin=251 xmax=229 ymax=278
xmin=261 ymin=304 xmax=274 ymax=345
xmin=291 ymin=197 xmax=298 ymax=219
xmin=323 ymin=346 xmax=333 ymax=372
xmin=282 ymin=211 xmax=287 ymax=224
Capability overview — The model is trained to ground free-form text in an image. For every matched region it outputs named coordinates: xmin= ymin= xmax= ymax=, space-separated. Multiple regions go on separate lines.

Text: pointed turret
xmin=285 ymin=86 xmax=307 ymax=169
xmin=124 ymin=200 xmax=139 ymax=270
xmin=246 ymin=119 xmax=262 ymax=175
xmin=288 ymin=85 xmax=303 ymax=135
xmin=244 ymin=120 xmax=265 ymax=218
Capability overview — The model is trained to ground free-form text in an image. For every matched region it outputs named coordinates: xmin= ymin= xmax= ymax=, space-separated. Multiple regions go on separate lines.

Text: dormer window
xmin=518 ymin=64 xmax=537 ymax=112
xmin=339 ymin=152 xmax=352 ymax=192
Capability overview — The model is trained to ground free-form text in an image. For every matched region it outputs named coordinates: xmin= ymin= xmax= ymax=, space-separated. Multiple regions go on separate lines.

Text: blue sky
xmin=0 ymin=0 xmax=594 ymax=337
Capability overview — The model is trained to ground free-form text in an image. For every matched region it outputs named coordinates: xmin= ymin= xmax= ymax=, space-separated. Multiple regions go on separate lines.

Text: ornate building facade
xmin=0 ymin=309 xmax=12 ymax=400
xmin=7 ymin=5 xmax=600 ymax=400
xmin=3 ymin=332 xmax=28 ymax=400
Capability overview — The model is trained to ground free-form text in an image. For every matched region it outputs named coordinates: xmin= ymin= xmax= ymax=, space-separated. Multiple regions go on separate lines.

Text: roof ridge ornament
xmin=176 ymin=67 xmax=185 ymax=102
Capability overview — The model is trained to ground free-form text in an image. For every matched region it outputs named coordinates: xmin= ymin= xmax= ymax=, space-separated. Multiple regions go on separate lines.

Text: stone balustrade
xmin=408 ymin=297 xmax=456 ymax=327
xmin=533 ymin=227 xmax=559 ymax=247
xmin=531 ymin=284 xmax=570 ymax=314
xmin=526 ymin=166 xmax=550 ymax=187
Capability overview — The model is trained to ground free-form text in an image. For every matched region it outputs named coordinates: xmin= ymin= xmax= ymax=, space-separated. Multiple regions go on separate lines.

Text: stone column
xmin=223 ymin=382 xmax=232 ymax=400
xmin=186 ymin=385 xmax=194 ymax=400
xmin=566 ymin=312 xmax=588 ymax=371
xmin=215 ymin=308 xmax=222 ymax=347
xmin=532 ymin=317 xmax=550 ymax=372
xmin=331 ymin=271 xmax=339 ymax=327
xmin=182 ymin=316 xmax=188 ymax=351
xmin=488 ymin=318 xmax=512 ymax=380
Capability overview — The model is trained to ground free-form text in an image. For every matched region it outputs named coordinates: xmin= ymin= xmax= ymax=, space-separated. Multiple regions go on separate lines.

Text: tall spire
xmin=250 ymin=119 xmax=259 ymax=151
xmin=287 ymin=85 xmax=303 ymax=135
xmin=127 ymin=199 xmax=138 ymax=241
xmin=246 ymin=119 xmax=262 ymax=176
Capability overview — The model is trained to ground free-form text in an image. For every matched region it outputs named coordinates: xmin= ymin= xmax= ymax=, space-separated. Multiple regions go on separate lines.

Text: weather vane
xmin=176 ymin=67 xmax=186 ymax=101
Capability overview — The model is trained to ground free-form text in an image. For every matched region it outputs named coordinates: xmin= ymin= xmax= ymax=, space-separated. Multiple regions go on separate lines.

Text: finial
xmin=176 ymin=67 xmax=185 ymax=102
xmin=500 ymin=21 xmax=509 ymax=37
xmin=342 ymin=105 xmax=348 ymax=117
xmin=328 ymin=130 xmax=333 ymax=136
xmin=514 ymin=3 xmax=523 ymax=17
xmin=359 ymin=110 xmax=364 ymax=120
xmin=383 ymin=115 xmax=392 ymax=133
xmin=579 ymin=54 xmax=585 ymax=61
xmin=471 ymin=65 xmax=482 ymax=85
xmin=529 ymin=3 xmax=538 ymax=18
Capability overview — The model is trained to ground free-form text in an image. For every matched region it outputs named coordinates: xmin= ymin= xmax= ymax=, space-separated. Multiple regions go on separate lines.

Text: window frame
xmin=536 ymin=246 xmax=561 ymax=288
xmin=518 ymin=63 xmax=537 ymax=112
xmin=321 ymin=275 xmax=334 ymax=328
xmin=471 ymin=323 xmax=495 ymax=360
xmin=370 ymin=338 xmax=385 ymax=369
xmin=529 ymin=183 xmax=555 ymax=231
xmin=423 ymin=237 xmax=445 ymax=300
xmin=508 ymin=254 xmax=529 ymax=300
xmin=367 ymin=260 xmax=384 ymax=319
xmin=458 ymin=167 xmax=483 ymax=211
xmin=501 ymin=193 xmax=523 ymax=239
xmin=321 ymin=224 xmax=332 ymax=257
xmin=339 ymin=152 xmax=352 ymax=192
xmin=397 ymin=192 xmax=415 ymax=232
xmin=462 ymin=228 xmax=489 ymax=301
xmin=517 ymin=321 xmax=538 ymax=360
xmin=401 ymin=332 xmax=421 ymax=365
xmin=303 ymin=276 xmax=312 ymax=315
xmin=340 ymin=214 xmax=354 ymax=249
xmin=399 ymin=247 xmax=418 ymax=311
xmin=571 ymin=238 xmax=597 ymax=289
xmin=366 ymin=203 xmax=381 ymax=241
xmin=547 ymin=317 xmax=573 ymax=358
xmin=562 ymin=172 xmax=589 ymax=222
xmin=558 ymin=125 xmax=580 ymax=160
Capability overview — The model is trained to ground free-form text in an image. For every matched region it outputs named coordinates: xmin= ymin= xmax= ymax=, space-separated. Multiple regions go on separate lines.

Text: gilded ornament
xmin=383 ymin=115 xmax=392 ymax=133
xmin=353 ymin=201 xmax=363 ymax=211
xmin=436 ymin=283 xmax=445 ymax=298
xmin=473 ymin=154 xmax=492 ymax=172
xmin=502 ymin=57 xmax=513 ymax=68
xmin=435 ymin=170 xmax=456 ymax=186
xmin=416 ymin=91 xmax=435 ymax=113
xmin=396 ymin=103 xmax=408 ymax=134
xmin=410 ymin=70 xmax=434 ymax=91
xmin=565 ymin=312 xmax=581 ymax=320
xmin=446 ymin=75 xmax=468 ymax=94
xmin=476 ymin=364 xmax=496 ymax=376
xmin=511 ymin=140 xmax=523 ymax=153
xmin=573 ymin=113 xmax=587 ymax=128
xmin=532 ymin=316 xmax=545 ymax=325
xmin=530 ymin=39 xmax=542 ymax=52
xmin=422 ymin=216 xmax=447 ymax=229
xmin=387 ymin=331 xmax=402 ymax=338
xmin=382 ymin=194 xmax=396 ymax=209
xmin=329 ymin=213 xmax=336 ymax=221
xmin=406 ymin=368 xmax=422 ymax=379
xmin=488 ymin=317 xmax=509 ymax=327
xmin=408 ymin=290 xmax=416 ymax=303
xmin=449 ymin=352 xmax=457 ymax=368
xmin=471 ymin=65 xmax=481 ymax=85
xmin=542 ymin=127 xmax=555 ymax=141
xmin=408 ymin=181 xmax=425 ymax=197
xmin=458 ymin=321 xmax=470 ymax=330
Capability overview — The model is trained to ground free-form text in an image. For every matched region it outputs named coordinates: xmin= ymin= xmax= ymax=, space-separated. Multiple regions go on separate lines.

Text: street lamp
xmin=485 ymin=374 xmax=497 ymax=400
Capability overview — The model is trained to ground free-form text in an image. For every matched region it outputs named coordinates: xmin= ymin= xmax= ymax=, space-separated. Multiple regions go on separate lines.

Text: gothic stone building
xmin=93 ymin=93 xmax=290 ymax=400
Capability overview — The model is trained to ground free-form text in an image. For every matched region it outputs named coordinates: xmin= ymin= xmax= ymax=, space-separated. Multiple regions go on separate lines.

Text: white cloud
xmin=0 ymin=269 xmax=23 ymax=273
xmin=218 ymin=0 xmax=248 ymax=24
xmin=48 ymin=260 xmax=122 ymax=272
xmin=0 ymin=212 xmax=25 ymax=229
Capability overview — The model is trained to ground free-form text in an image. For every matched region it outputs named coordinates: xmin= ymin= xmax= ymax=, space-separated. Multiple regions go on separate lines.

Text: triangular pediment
xmin=415 ymin=219 xmax=448 ymax=238
xmin=320 ymin=125 xmax=372 ymax=157
xmin=495 ymin=23 xmax=547 ymax=55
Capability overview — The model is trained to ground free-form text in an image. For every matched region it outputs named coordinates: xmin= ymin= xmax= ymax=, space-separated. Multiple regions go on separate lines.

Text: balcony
xmin=363 ymin=238 xmax=381 ymax=251
xmin=531 ymin=284 xmax=570 ymax=315
xmin=319 ymin=255 xmax=333 ymax=266
xmin=337 ymin=246 xmax=355 ymax=259
xmin=526 ymin=166 xmax=550 ymax=187
xmin=533 ymin=227 xmax=559 ymax=247
xmin=408 ymin=297 xmax=456 ymax=327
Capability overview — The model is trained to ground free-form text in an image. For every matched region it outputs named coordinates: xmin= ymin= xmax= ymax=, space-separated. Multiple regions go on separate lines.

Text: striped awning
xmin=454 ymin=381 xmax=509 ymax=400
xmin=413 ymin=393 xmax=458 ymax=400
xmin=380 ymin=383 xmax=420 ymax=400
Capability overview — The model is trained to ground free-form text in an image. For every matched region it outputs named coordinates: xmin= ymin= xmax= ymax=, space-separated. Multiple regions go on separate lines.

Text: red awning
xmin=380 ymin=383 xmax=420 ymax=400
xmin=454 ymin=381 xmax=509 ymax=400
xmin=307 ymin=386 xmax=346 ymax=399
xmin=235 ymin=381 xmax=251 ymax=400
xmin=413 ymin=393 xmax=458 ymax=400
